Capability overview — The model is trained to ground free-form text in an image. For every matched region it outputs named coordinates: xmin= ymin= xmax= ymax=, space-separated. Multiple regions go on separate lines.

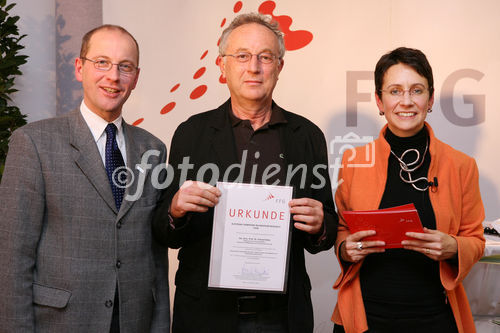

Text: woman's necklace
xmin=390 ymin=140 xmax=430 ymax=192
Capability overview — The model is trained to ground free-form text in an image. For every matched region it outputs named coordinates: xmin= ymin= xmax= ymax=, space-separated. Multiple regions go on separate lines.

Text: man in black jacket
xmin=153 ymin=13 xmax=338 ymax=333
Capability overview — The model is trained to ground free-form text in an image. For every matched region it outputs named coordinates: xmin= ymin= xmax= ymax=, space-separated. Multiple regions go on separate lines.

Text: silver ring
xmin=425 ymin=248 xmax=430 ymax=254
xmin=356 ymin=242 xmax=363 ymax=250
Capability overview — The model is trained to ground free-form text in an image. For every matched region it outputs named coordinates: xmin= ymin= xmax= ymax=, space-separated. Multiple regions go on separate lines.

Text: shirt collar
xmin=229 ymin=103 xmax=287 ymax=128
xmin=79 ymin=100 xmax=123 ymax=142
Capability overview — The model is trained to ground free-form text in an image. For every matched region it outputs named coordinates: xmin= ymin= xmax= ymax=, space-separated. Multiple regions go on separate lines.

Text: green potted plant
xmin=0 ymin=0 xmax=28 ymax=179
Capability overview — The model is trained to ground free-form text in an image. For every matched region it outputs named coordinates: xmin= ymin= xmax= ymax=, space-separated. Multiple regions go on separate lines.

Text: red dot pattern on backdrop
xmin=132 ymin=118 xmax=144 ymax=126
xmin=234 ymin=1 xmax=243 ymax=12
xmin=190 ymin=85 xmax=207 ymax=99
xmin=193 ymin=67 xmax=206 ymax=79
xmin=258 ymin=1 xmax=313 ymax=51
xmin=131 ymin=0 xmax=313 ymax=125
xmin=161 ymin=102 xmax=176 ymax=114
xmin=170 ymin=83 xmax=180 ymax=92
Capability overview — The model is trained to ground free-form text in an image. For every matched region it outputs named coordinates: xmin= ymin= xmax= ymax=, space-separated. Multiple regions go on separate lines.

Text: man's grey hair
xmin=219 ymin=13 xmax=285 ymax=61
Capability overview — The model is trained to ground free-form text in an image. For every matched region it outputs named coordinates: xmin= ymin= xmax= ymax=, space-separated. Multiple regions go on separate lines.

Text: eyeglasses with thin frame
xmin=379 ymin=86 xmax=428 ymax=99
xmin=221 ymin=52 xmax=279 ymax=64
xmin=81 ymin=57 xmax=138 ymax=75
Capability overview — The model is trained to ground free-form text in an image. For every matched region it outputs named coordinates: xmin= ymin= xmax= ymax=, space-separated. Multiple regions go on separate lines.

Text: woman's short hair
xmin=375 ymin=47 xmax=434 ymax=98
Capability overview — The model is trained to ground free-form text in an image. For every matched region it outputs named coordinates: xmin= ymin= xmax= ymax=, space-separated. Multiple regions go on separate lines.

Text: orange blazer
xmin=331 ymin=123 xmax=485 ymax=333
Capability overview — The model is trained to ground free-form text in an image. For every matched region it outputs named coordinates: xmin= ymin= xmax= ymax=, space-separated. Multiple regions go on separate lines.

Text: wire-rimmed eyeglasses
xmin=221 ymin=52 xmax=278 ymax=64
xmin=81 ymin=57 xmax=138 ymax=75
xmin=379 ymin=86 xmax=428 ymax=99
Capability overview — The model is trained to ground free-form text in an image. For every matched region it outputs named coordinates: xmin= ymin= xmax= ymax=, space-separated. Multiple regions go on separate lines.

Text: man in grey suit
xmin=0 ymin=25 xmax=169 ymax=332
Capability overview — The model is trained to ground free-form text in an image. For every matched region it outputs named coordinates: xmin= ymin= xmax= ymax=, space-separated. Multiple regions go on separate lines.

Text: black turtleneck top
xmin=360 ymin=126 xmax=447 ymax=318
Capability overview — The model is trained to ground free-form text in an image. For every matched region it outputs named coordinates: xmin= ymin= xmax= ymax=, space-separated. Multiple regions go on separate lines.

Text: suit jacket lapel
xmin=69 ymin=109 xmax=118 ymax=214
xmin=279 ymin=108 xmax=302 ymax=189
xmin=209 ymin=100 xmax=239 ymax=175
xmin=117 ymin=122 xmax=143 ymax=220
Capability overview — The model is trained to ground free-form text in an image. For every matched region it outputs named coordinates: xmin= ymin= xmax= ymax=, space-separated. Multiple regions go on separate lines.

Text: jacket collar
xmin=209 ymin=99 xmax=300 ymax=131
xmin=117 ymin=122 xmax=144 ymax=220
xmin=68 ymin=109 xmax=144 ymax=218
xmin=68 ymin=109 xmax=118 ymax=214
xmin=376 ymin=121 xmax=439 ymax=163
xmin=207 ymin=99 xmax=303 ymax=181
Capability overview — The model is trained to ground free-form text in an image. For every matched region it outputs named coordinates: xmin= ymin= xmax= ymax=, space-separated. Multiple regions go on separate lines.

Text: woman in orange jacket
xmin=332 ymin=47 xmax=485 ymax=333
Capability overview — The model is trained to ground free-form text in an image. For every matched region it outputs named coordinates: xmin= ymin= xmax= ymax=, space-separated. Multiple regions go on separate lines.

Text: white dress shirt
xmin=79 ymin=100 xmax=127 ymax=167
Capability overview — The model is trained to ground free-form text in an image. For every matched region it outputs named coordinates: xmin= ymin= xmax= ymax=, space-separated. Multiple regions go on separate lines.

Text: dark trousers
xmin=237 ymin=309 xmax=288 ymax=333
xmin=172 ymin=289 xmax=290 ymax=332
xmin=236 ymin=294 xmax=288 ymax=333
xmin=333 ymin=305 xmax=458 ymax=333
xmin=110 ymin=287 xmax=120 ymax=333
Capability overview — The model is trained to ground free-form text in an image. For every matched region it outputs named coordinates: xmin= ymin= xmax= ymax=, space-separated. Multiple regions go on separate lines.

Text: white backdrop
xmin=10 ymin=0 xmax=500 ymax=331
xmin=0 ymin=0 xmax=476 ymax=332
xmin=103 ymin=0 xmax=499 ymax=331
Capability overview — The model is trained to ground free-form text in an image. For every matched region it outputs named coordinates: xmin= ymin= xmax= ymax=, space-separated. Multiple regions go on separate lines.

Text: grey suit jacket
xmin=0 ymin=109 xmax=170 ymax=333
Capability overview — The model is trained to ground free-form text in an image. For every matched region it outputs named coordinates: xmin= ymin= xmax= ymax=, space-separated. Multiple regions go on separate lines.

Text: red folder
xmin=342 ymin=203 xmax=424 ymax=249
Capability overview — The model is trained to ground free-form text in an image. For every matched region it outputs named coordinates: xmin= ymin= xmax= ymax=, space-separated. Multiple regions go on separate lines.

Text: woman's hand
xmin=402 ymin=228 xmax=458 ymax=261
xmin=340 ymin=230 xmax=385 ymax=263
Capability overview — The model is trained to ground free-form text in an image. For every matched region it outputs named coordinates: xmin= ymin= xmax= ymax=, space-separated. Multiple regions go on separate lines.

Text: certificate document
xmin=208 ymin=182 xmax=293 ymax=293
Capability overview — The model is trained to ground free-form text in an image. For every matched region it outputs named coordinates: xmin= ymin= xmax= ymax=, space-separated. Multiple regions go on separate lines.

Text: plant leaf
xmin=5 ymin=3 xmax=15 ymax=12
